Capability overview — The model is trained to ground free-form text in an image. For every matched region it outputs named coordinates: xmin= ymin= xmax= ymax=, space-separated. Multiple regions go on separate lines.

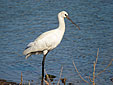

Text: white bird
xmin=23 ymin=11 xmax=80 ymax=85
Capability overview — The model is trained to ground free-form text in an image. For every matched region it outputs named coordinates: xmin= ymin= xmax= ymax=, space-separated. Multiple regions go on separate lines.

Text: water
xmin=0 ymin=0 xmax=113 ymax=84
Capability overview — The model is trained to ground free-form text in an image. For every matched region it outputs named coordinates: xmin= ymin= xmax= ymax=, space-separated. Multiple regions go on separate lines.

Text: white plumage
xmin=23 ymin=11 xmax=80 ymax=84
xmin=23 ymin=11 xmax=80 ymax=59
xmin=23 ymin=11 xmax=68 ymax=58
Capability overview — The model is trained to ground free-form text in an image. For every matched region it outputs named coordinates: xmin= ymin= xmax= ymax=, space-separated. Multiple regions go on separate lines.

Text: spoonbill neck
xmin=58 ymin=16 xmax=65 ymax=31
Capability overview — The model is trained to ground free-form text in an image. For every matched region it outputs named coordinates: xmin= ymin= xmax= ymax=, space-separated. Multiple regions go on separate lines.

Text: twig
xmin=72 ymin=60 xmax=90 ymax=84
xmin=44 ymin=79 xmax=49 ymax=85
xmin=92 ymin=48 xmax=99 ymax=85
xmin=96 ymin=59 xmax=113 ymax=77
xmin=93 ymin=62 xmax=96 ymax=85
xmin=44 ymin=69 xmax=51 ymax=85
xmin=60 ymin=78 xmax=66 ymax=85
xmin=95 ymin=48 xmax=99 ymax=65
xmin=57 ymin=66 xmax=63 ymax=85
xmin=19 ymin=72 xmax=23 ymax=85
xmin=89 ymin=76 xmax=93 ymax=82
xmin=28 ymin=80 xmax=30 ymax=85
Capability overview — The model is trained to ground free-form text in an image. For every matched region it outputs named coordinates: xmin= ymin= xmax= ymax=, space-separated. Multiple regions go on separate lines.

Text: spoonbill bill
xmin=23 ymin=11 xmax=80 ymax=85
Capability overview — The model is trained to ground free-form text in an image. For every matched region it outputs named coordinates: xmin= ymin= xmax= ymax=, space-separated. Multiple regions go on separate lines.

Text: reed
xmin=72 ymin=48 xmax=113 ymax=85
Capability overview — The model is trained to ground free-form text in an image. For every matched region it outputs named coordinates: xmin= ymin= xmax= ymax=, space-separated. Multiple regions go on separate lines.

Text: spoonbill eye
xmin=65 ymin=14 xmax=67 ymax=16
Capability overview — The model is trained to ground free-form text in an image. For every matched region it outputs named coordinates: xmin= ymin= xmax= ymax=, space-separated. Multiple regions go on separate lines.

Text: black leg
xmin=41 ymin=52 xmax=49 ymax=85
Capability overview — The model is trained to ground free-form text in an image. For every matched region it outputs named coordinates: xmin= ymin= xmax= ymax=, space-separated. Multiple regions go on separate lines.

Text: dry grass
xmin=19 ymin=72 xmax=23 ymax=85
xmin=72 ymin=60 xmax=90 ymax=84
xmin=57 ymin=66 xmax=63 ymax=85
xmin=72 ymin=48 xmax=113 ymax=85
xmin=44 ymin=69 xmax=51 ymax=85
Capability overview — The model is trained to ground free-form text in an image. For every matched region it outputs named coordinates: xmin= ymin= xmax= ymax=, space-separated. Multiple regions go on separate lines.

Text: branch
xmin=57 ymin=66 xmax=63 ymax=85
xmin=89 ymin=76 xmax=93 ymax=82
xmin=95 ymin=48 xmax=99 ymax=65
xmin=72 ymin=60 xmax=90 ymax=84
xmin=19 ymin=72 xmax=23 ymax=85
xmin=92 ymin=48 xmax=99 ymax=85
xmin=44 ymin=69 xmax=51 ymax=85
xmin=96 ymin=59 xmax=113 ymax=77
xmin=44 ymin=79 xmax=49 ymax=85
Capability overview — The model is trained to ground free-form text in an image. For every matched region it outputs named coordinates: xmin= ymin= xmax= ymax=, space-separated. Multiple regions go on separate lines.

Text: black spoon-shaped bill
xmin=66 ymin=15 xmax=80 ymax=30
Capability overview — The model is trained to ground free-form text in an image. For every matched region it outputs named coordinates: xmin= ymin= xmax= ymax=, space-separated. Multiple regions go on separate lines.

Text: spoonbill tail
xmin=23 ymin=11 xmax=80 ymax=85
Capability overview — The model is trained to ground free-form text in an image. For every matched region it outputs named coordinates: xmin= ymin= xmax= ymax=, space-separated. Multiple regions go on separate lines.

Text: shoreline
xmin=0 ymin=79 xmax=18 ymax=85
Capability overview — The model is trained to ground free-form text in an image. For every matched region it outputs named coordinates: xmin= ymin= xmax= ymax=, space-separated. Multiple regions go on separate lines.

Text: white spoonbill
xmin=23 ymin=11 xmax=80 ymax=85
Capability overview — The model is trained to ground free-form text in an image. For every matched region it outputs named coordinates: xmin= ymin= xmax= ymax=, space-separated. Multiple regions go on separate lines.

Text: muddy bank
xmin=0 ymin=79 xmax=18 ymax=85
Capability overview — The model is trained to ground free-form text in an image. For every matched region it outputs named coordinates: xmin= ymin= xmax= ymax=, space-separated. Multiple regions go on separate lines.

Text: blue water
xmin=0 ymin=0 xmax=113 ymax=84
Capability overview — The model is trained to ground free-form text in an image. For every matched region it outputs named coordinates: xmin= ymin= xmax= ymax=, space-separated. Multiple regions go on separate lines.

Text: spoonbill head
xmin=58 ymin=11 xmax=80 ymax=30
xmin=58 ymin=11 xmax=68 ymax=18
